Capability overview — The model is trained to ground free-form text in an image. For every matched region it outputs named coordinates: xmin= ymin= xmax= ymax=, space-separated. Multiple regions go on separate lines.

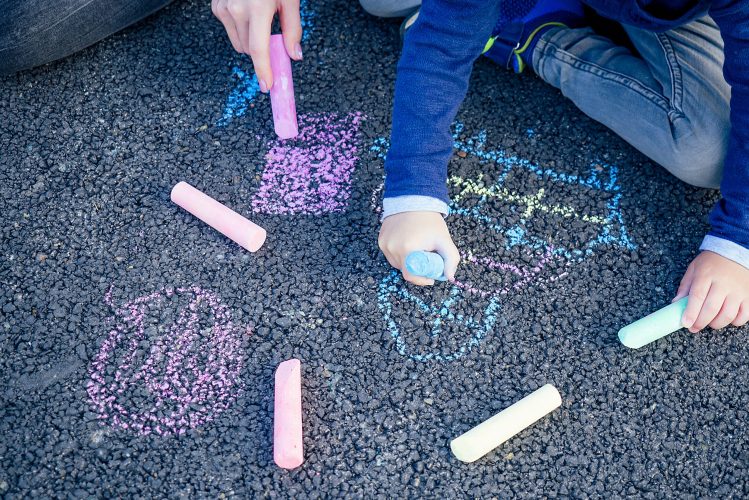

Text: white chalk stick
xmin=450 ymin=384 xmax=562 ymax=463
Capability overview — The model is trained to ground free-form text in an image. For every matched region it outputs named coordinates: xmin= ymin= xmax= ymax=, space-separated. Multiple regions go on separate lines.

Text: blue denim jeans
xmin=0 ymin=0 xmax=173 ymax=75
xmin=533 ymin=16 xmax=729 ymax=189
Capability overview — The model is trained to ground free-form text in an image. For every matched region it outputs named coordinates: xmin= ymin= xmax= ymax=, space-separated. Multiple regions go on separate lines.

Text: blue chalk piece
xmin=405 ymin=251 xmax=446 ymax=281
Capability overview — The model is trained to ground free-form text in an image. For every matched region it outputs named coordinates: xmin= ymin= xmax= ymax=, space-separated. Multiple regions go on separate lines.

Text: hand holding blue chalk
xmin=405 ymin=251 xmax=446 ymax=281
xmin=618 ymin=297 xmax=689 ymax=349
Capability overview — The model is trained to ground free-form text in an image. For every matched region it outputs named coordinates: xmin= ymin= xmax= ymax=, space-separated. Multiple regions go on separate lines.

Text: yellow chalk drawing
xmin=448 ymin=174 xmax=607 ymax=224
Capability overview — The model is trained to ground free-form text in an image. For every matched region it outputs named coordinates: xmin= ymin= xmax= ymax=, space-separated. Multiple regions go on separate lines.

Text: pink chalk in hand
xmin=170 ymin=181 xmax=266 ymax=252
xmin=269 ymin=34 xmax=299 ymax=139
xmin=274 ymin=358 xmax=304 ymax=469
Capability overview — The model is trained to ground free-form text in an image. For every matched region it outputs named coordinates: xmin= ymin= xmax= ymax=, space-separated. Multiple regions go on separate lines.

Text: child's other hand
xmin=673 ymin=250 xmax=749 ymax=332
xmin=211 ymin=0 xmax=303 ymax=91
xmin=378 ymin=212 xmax=460 ymax=286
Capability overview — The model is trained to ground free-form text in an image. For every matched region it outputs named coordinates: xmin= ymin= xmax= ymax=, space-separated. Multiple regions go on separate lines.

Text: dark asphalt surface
xmin=2 ymin=0 xmax=749 ymax=497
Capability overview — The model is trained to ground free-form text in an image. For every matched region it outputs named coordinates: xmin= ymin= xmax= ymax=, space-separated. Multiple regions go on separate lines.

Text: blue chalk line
xmin=216 ymin=0 xmax=315 ymax=127
xmin=374 ymin=123 xmax=637 ymax=362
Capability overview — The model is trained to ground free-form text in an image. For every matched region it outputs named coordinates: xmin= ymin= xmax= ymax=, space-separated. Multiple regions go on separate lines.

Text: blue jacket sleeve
xmin=384 ymin=0 xmax=502 ymax=203
xmin=708 ymin=1 xmax=749 ymax=251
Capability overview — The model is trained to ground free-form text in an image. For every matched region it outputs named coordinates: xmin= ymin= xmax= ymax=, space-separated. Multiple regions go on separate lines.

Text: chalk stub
xmin=450 ymin=384 xmax=562 ymax=463
xmin=618 ymin=296 xmax=688 ymax=349
xmin=405 ymin=251 xmax=446 ymax=281
xmin=274 ymin=358 xmax=304 ymax=469
xmin=171 ymin=181 xmax=266 ymax=252
xmin=269 ymin=34 xmax=299 ymax=139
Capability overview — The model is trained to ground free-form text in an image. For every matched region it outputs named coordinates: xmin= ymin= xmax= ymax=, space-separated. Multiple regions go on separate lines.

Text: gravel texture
xmin=1 ymin=0 xmax=748 ymax=497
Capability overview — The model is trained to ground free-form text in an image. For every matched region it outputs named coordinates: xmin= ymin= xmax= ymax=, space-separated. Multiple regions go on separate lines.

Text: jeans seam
xmin=537 ymin=38 xmax=671 ymax=114
xmin=654 ymin=32 xmax=685 ymax=119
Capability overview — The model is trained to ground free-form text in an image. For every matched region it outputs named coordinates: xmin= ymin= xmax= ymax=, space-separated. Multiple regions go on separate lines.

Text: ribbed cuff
xmin=700 ymin=235 xmax=749 ymax=270
xmin=381 ymin=195 xmax=449 ymax=221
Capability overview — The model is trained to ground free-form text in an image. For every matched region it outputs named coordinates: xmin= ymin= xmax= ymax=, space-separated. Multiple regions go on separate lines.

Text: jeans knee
xmin=358 ymin=0 xmax=419 ymax=18
xmin=666 ymin=134 xmax=725 ymax=189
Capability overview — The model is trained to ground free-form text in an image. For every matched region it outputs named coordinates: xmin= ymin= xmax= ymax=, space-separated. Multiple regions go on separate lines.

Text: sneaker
xmin=483 ymin=0 xmax=585 ymax=73
xmin=399 ymin=7 xmax=420 ymax=39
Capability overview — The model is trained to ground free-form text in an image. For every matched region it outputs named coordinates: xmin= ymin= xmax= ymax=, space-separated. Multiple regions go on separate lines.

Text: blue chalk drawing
xmin=216 ymin=67 xmax=261 ymax=127
xmin=379 ymin=274 xmax=502 ymax=362
xmin=299 ymin=0 xmax=315 ymax=42
xmin=375 ymin=123 xmax=636 ymax=362
xmin=449 ymin=122 xmax=635 ymax=257
xmin=216 ymin=0 xmax=315 ymax=127
xmin=370 ymin=136 xmax=389 ymax=160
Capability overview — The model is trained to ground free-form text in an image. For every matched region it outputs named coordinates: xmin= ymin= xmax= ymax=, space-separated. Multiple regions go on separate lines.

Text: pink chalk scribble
xmin=252 ymin=112 xmax=364 ymax=214
xmin=87 ymin=286 xmax=249 ymax=436
xmin=453 ymin=247 xmax=565 ymax=298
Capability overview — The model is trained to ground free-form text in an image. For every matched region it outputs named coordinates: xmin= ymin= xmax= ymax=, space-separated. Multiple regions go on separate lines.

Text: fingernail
xmin=259 ymin=78 xmax=269 ymax=93
xmin=294 ymin=43 xmax=303 ymax=60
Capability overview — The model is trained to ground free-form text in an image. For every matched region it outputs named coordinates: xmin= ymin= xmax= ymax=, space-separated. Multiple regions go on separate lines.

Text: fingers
xmin=682 ymin=276 xmax=711 ymax=331
xmin=212 ymin=0 xmax=243 ymax=52
xmin=279 ymin=0 xmax=303 ymax=60
xmin=378 ymin=241 xmax=436 ymax=286
xmin=434 ymin=239 xmax=461 ymax=282
xmin=380 ymin=247 xmax=399 ymax=270
xmin=690 ymin=285 xmax=724 ymax=333
xmin=402 ymin=269 xmax=435 ymax=287
xmin=247 ymin=10 xmax=274 ymax=90
xmin=710 ymin=296 xmax=741 ymax=330
xmin=732 ymin=302 xmax=749 ymax=327
xmin=219 ymin=0 xmax=274 ymax=90
xmin=673 ymin=261 xmax=695 ymax=302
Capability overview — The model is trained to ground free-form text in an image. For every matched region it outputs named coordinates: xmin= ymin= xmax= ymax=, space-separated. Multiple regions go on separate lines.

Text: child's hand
xmin=673 ymin=250 xmax=749 ymax=332
xmin=378 ymin=212 xmax=461 ymax=286
xmin=211 ymin=0 xmax=303 ymax=91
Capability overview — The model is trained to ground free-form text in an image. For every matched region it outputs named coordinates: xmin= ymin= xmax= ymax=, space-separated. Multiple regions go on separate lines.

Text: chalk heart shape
xmin=378 ymin=271 xmax=502 ymax=362
xmin=87 ymin=286 xmax=249 ymax=436
xmin=378 ymin=245 xmax=564 ymax=363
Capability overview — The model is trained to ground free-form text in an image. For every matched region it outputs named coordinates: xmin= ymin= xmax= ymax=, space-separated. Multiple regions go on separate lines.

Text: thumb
xmin=673 ymin=262 xmax=695 ymax=302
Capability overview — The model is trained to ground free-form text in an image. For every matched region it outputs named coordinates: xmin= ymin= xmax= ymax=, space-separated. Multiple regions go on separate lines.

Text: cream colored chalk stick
xmin=450 ymin=384 xmax=562 ymax=463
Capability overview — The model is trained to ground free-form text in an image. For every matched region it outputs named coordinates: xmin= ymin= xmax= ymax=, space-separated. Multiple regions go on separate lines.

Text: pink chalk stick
xmin=274 ymin=358 xmax=303 ymax=469
xmin=170 ymin=181 xmax=266 ymax=252
xmin=269 ymin=34 xmax=299 ymax=139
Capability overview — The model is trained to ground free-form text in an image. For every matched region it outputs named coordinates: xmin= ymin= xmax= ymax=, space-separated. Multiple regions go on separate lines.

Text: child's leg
xmin=359 ymin=0 xmax=420 ymax=18
xmin=532 ymin=17 xmax=729 ymax=189
xmin=0 ymin=0 xmax=173 ymax=75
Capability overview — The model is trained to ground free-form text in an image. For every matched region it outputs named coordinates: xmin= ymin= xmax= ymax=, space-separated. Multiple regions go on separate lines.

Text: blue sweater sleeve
xmin=384 ymin=0 xmax=502 ymax=203
xmin=708 ymin=1 xmax=749 ymax=251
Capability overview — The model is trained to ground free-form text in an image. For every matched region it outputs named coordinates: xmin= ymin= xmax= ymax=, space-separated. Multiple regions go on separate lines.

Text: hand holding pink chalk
xmin=269 ymin=34 xmax=299 ymax=139
xmin=170 ymin=181 xmax=266 ymax=252
xmin=274 ymin=358 xmax=304 ymax=469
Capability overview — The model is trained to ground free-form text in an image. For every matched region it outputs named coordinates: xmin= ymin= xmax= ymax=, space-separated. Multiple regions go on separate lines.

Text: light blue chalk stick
xmin=618 ymin=297 xmax=689 ymax=349
xmin=405 ymin=251 xmax=446 ymax=281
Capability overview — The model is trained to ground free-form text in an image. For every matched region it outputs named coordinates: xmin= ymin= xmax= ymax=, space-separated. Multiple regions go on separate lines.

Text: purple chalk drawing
xmin=252 ymin=112 xmax=364 ymax=214
xmin=87 ymin=286 xmax=249 ymax=436
xmin=453 ymin=247 xmax=564 ymax=298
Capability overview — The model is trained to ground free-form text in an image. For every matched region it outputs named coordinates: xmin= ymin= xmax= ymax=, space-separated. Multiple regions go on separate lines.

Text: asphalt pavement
xmin=1 ymin=0 xmax=748 ymax=497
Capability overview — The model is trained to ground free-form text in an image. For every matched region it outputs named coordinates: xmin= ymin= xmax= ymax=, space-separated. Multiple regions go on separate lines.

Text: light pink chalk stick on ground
xmin=170 ymin=181 xmax=266 ymax=252
xmin=269 ymin=34 xmax=299 ymax=139
xmin=274 ymin=358 xmax=304 ymax=469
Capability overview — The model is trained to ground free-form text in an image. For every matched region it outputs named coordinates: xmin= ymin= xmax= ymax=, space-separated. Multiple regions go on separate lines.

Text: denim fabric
xmin=533 ymin=17 xmax=729 ymax=189
xmin=0 ymin=0 xmax=173 ymax=75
